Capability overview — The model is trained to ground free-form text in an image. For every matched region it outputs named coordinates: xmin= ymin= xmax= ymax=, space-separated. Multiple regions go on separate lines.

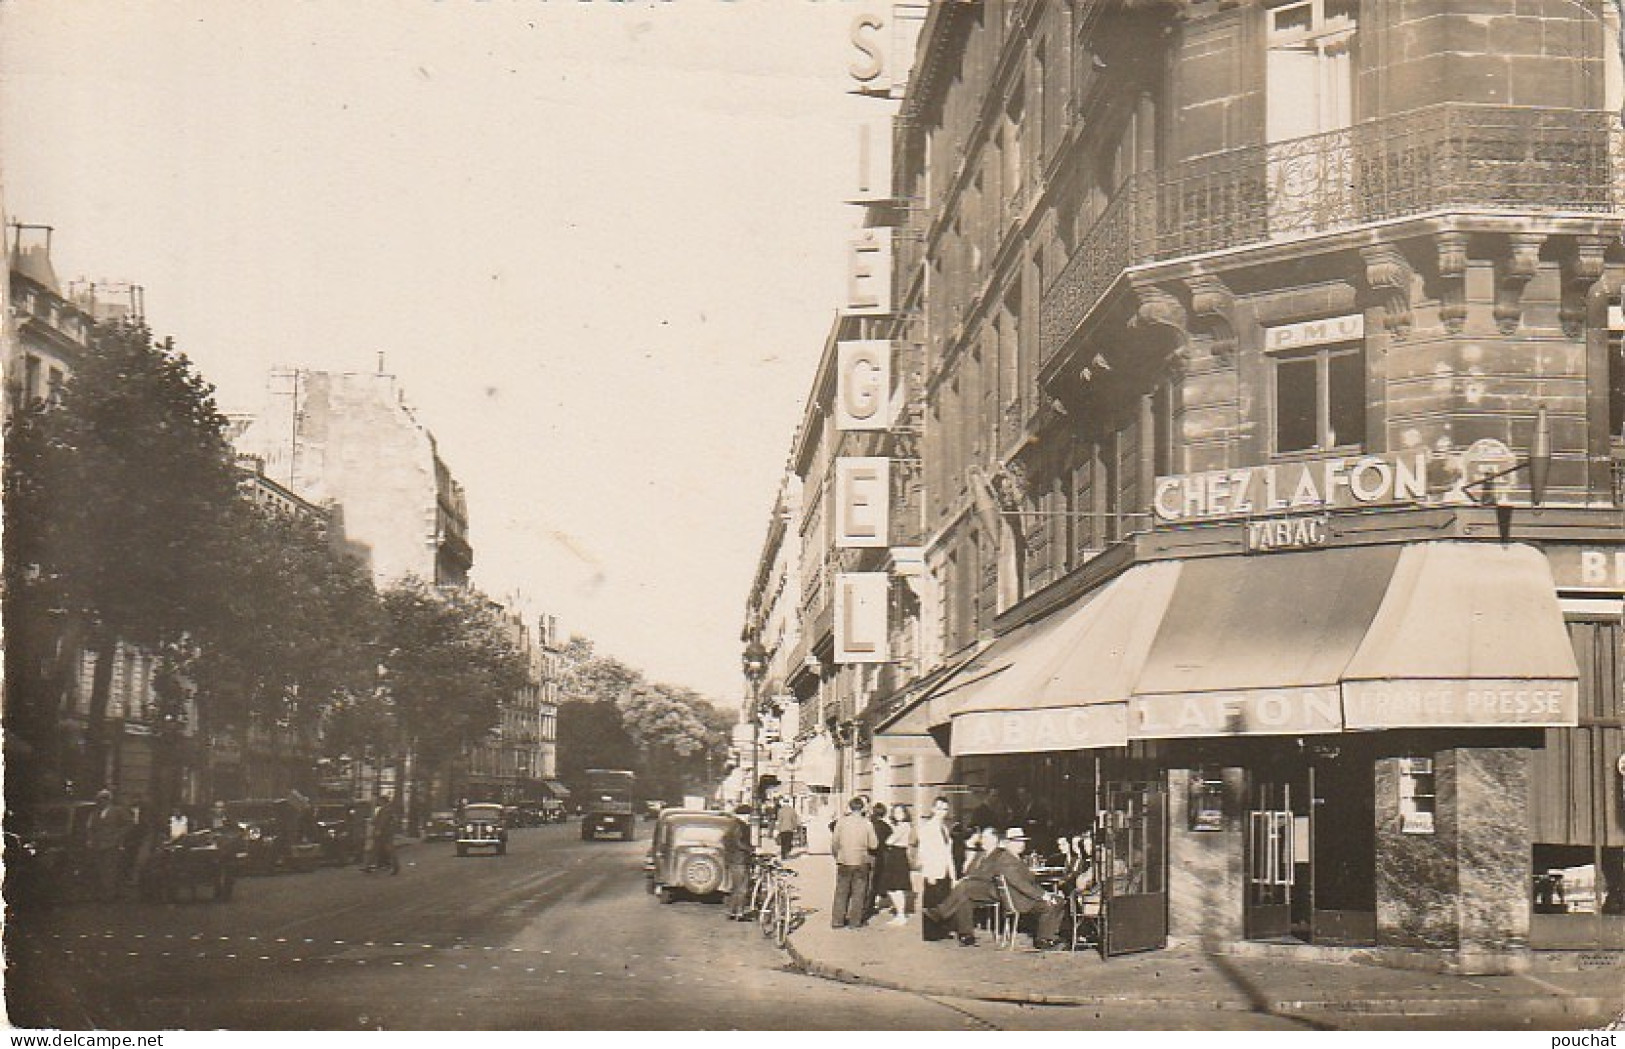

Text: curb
xmin=782 ymin=935 xmax=1621 ymax=1019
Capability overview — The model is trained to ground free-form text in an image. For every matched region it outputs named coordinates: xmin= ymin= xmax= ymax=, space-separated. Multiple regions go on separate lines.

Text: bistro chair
xmin=1068 ymin=887 xmax=1102 ymax=951
xmin=991 ymin=875 xmax=1021 ymax=950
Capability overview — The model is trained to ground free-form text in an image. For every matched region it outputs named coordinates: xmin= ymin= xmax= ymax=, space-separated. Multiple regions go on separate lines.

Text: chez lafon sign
xmin=1154 ymin=450 xmax=1428 ymax=527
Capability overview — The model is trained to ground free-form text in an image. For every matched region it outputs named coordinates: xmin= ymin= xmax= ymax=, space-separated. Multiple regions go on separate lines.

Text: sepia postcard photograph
xmin=2 ymin=0 xmax=1624 ymax=1036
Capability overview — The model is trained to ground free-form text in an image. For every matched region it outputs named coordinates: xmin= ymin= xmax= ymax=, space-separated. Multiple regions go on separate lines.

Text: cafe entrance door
xmin=1244 ymin=748 xmax=1377 ymax=944
xmin=1097 ymin=779 xmax=1168 ymax=956
xmin=1245 ymin=775 xmax=1307 ymax=941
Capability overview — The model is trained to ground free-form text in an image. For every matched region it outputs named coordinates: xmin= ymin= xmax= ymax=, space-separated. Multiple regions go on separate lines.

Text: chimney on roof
xmin=9 ymin=223 xmax=59 ymax=293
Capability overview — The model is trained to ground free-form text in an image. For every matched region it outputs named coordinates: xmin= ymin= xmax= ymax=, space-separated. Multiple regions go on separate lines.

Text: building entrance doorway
xmin=1244 ymin=745 xmax=1376 ymax=944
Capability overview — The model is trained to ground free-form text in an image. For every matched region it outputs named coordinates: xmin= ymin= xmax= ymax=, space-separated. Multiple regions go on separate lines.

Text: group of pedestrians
xmin=826 ymin=793 xmax=1094 ymax=951
xmin=828 ymin=795 xmax=956 ymax=933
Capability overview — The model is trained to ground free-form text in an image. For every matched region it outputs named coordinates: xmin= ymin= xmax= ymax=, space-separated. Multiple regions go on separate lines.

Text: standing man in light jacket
xmin=916 ymin=796 xmax=959 ymax=941
xmin=829 ymin=796 xmax=878 ymax=929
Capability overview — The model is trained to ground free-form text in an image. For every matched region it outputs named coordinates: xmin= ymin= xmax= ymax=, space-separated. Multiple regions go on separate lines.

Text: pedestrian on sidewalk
xmin=725 ymin=804 xmax=753 ymax=920
xmin=879 ymin=804 xmax=916 ymax=925
xmin=773 ymin=801 xmax=801 ymax=860
xmin=866 ymin=803 xmax=893 ymax=921
xmin=829 ymin=797 xmax=878 ymax=929
xmin=916 ymin=796 xmax=958 ymax=942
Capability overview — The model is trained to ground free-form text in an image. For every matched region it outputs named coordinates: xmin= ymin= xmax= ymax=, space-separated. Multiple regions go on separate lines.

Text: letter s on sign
xmin=849 ymin=14 xmax=885 ymax=84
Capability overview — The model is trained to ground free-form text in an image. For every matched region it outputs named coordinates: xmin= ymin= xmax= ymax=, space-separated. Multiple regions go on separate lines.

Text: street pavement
xmin=5 ymin=823 xmax=968 ymax=1030
xmin=781 ymin=852 xmax=1625 ymax=1032
xmin=9 ymin=823 xmax=1621 ymax=1032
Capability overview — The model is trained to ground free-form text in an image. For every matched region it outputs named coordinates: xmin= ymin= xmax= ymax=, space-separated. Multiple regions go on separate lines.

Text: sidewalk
xmin=782 ymin=854 xmax=1625 ymax=1026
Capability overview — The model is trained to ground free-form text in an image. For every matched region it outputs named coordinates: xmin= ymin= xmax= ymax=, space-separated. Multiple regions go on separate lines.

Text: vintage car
xmin=422 ymin=810 xmax=459 ymax=842
xmin=139 ymin=825 xmax=238 ymax=902
xmin=311 ymin=802 xmax=364 ymax=865
xmin=644 ymin=809 xmax=741 ymax=904
xmin=455 ymin=803 xmax=508 ymax=857
xmin=3 ymin=800 xmax=99 ymax=903
xmin=224 ymin=799 xmax=322 ymax=874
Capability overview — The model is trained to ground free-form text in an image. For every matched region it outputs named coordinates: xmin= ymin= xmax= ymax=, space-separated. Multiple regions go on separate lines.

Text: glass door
xmin=1245 ymin=779 xmax=1296 ymax=940
xmin=1097 ymin=779 xmax=1168 ymax=957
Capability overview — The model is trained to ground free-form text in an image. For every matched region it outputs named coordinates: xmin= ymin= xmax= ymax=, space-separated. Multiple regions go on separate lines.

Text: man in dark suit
xmin=924 ymin=827 xmax=1064 ymax=949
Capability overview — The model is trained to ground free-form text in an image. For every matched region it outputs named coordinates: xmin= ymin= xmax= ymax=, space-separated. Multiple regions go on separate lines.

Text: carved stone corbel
xmin=1435 ymin=232 xmax=1470 ymax=334
xmin=1128 ymin=277 xmax=1188 ymax=363
xmin=1184 ymin=273 xmax=1237 ymax=361
xmin=1493 ymin=233 xmax=1546 ymax=335
xmin=1360 ymin=242 xmax=1413 ymax=338
xmin=1560 ymin=234 xmax=1609 ymax=339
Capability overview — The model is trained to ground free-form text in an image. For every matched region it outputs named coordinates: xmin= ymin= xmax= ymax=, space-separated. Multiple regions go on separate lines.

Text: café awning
xmin=1128 ymin=545 xmax=1401 ymax=738
xmin=924 ymin=539 xmax=1578 ymax=757
xmin=1339 ymin=541 xmax=1579 ymax=729
xmin=1128 ymin=541 xmax=1579 ymax=738
xmin=944 ymin=561 xmax=1183 ymax=756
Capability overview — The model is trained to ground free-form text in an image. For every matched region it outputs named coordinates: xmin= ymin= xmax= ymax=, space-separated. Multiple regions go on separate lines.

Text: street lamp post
xmin=741 ymin=639 xmax=768 ymax=849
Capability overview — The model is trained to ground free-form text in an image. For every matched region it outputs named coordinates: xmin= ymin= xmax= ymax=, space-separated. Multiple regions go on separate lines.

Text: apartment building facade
xmin=862 ymin=0 xmax=1625 ymax=966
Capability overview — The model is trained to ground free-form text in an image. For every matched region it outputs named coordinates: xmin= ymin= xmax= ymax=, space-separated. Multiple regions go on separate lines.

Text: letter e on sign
xmin=835 ymin=341 xmax=891 ymax=431
xmin=835 ymin=457 xmax=890 ymax=548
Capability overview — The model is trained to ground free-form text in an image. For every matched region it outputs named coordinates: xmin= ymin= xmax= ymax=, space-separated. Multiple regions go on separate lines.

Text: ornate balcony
xmin=1041 ymin=104 xmax=1625 ymax=366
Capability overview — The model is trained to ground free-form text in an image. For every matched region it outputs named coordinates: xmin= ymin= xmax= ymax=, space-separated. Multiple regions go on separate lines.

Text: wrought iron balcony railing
xmin=1040 ymin=104 xmax=1625 ymax=367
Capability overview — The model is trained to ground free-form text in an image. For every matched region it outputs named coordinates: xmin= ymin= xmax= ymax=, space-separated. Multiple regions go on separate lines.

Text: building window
xmin=1266 ymin=0 xmax=1358 ymax=145
xmin=1272 ymin=343 xmax=1364 ymax=454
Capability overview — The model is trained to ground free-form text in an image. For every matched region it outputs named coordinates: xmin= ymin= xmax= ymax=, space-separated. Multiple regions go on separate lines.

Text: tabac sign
xmin=1154 ymin=451 xmax=1427 ymax=525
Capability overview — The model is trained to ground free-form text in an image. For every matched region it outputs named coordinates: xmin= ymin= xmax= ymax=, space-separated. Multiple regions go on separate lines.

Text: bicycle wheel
xmin=757 ymin=881 xmax=779 ymax=938
xmin=746 ymin=870 xmax=769 ymax=918
xmin=770 ymin=883 xmax=792 ymax=947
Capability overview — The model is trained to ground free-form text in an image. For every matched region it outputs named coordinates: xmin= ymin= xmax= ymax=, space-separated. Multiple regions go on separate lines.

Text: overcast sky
xmin=3 ymin=0 xmax=886 ymax=705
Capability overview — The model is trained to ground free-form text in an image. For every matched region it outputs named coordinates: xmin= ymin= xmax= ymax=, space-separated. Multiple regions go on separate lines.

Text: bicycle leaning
xmin=743 ymin=853 xmax=799 ymax=947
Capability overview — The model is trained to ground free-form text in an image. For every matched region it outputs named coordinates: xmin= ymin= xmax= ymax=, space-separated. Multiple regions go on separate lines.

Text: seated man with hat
xmin=924 ymin=827 xmax=1065 ymax=949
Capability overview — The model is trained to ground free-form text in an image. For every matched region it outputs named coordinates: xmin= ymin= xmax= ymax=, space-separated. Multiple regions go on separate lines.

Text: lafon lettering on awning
xmin=1130 ymin=688 xmax=1344 ymax=739
xmin=1154 ymin=451 xmax=1427 ymax=524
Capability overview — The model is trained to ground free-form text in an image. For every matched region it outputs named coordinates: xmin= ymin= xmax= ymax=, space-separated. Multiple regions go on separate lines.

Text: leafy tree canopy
xmin=378 ymin=579 xmax=531 ymax=769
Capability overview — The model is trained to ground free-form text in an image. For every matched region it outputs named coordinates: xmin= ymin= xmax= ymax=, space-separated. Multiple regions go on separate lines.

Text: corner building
xmin=876 ymin=0 xmax=1625 ymax=969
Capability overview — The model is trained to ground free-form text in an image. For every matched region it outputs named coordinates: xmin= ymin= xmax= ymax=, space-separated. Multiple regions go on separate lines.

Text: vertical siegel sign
xmin=835 ymin=572 xmax=889 ymax=663
xmin=835 ymin=457 xmax=890 ymax=548
xmin=835 ymin=341 xmax=891 ymax=431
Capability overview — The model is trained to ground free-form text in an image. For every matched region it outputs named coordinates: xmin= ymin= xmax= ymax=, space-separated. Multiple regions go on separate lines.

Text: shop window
xmin=1272 ymin=343 xmax=1365 ymax=454
xmin=1396 ymin=757 xmax=1436 ymax=835
xmin=1187 ymin=768 xmax=1227 ymax=832
xmin=1533 ymin=845 xmax=1624 ymax=918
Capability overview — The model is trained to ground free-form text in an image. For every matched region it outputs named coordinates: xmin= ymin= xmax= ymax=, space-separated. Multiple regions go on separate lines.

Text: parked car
xmin=455 ymin=803 xmax=508 ymax=857
xmin=645 ymin=809 xmax=739 ymax=904
xmin=422 ymin=810 xmax=458 ymax=841
xmin=224 ymin=799 xmax=322 ymax=874
xmin=4 ymin=800 xmax=99 ymax=903
xmin=311 ymin=802 xmax=364 ymax=865
xmin=138 ymin=826 xmax=238 ymax=902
